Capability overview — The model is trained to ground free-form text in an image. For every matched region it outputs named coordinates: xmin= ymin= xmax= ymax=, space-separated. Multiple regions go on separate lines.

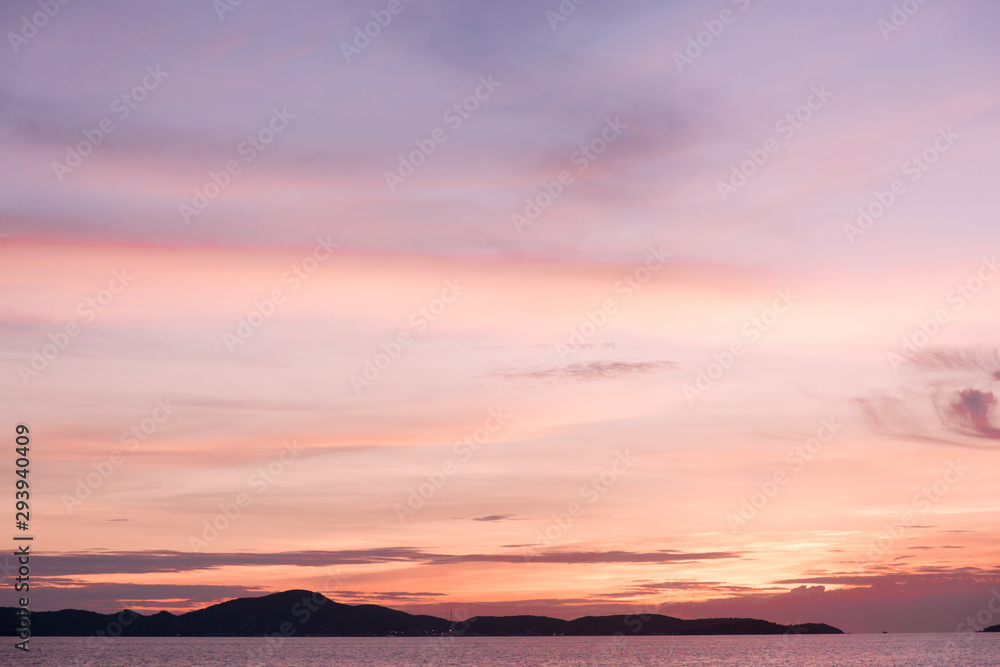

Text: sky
xmin=2 ymin=0 xmax=1000 ymax=636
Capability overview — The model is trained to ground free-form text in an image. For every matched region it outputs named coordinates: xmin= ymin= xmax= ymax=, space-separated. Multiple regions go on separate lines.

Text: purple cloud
xmin=947 ymin=389 xmax=1000 ymax=438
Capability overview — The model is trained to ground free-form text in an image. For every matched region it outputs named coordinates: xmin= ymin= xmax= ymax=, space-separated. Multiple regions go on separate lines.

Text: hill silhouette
xmin=1 ymin=590 xmax=844 ymax=637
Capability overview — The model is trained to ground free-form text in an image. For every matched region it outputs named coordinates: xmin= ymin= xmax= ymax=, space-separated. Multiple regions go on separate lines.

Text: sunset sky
xmin=2 ymin=0 xmax=1000 ymax=635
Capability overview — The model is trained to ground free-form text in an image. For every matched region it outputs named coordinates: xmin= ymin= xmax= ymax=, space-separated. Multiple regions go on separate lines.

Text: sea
xmin=9 ymin=633 xmax=1000 ymax=666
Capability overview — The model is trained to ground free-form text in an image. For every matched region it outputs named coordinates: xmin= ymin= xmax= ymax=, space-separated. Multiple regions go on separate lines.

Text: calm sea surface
xmin=10 ymin=634 xmax=1000 ymax=666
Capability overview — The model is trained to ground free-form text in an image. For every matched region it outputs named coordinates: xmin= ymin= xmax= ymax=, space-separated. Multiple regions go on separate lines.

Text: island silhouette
xmin=2 ymin=590 xmax=844 ymax=637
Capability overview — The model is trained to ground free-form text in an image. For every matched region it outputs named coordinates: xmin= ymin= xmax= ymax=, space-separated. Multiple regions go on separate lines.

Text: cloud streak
xmin=34 ymin=548 xmax=740 ymax=576
xmin=496 ymin=360 xmax=677 ymax=384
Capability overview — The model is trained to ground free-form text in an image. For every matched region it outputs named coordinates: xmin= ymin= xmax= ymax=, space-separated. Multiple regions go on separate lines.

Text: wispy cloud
xmin=586 ymin=579 xmax=773 ymax=599
xmin=36 ymin=548 xmax=740 ymax=575
xmin=860 ymin=347 xmax=1000 ymax=447
xmin=496 ymin=360 xmax=676 ymax=384
xmin=335 ymin=590 xmax=446 ymax=602
xmin=944 ymin=389 xmax=1000 ymax=439
xmin=907 ymin=347 xmax=1000 ymax=375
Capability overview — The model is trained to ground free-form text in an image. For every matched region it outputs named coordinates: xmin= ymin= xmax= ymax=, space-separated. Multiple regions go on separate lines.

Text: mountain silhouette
xmin=1 ymin=590 xmax=844 ymax=636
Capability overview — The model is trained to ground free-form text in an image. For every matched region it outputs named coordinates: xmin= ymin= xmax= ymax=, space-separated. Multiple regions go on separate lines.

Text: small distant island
xmin=2 ymin=590 xmax=844 ymax=637
xmin=982 ymin=625 xmax=1000 ymax=633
